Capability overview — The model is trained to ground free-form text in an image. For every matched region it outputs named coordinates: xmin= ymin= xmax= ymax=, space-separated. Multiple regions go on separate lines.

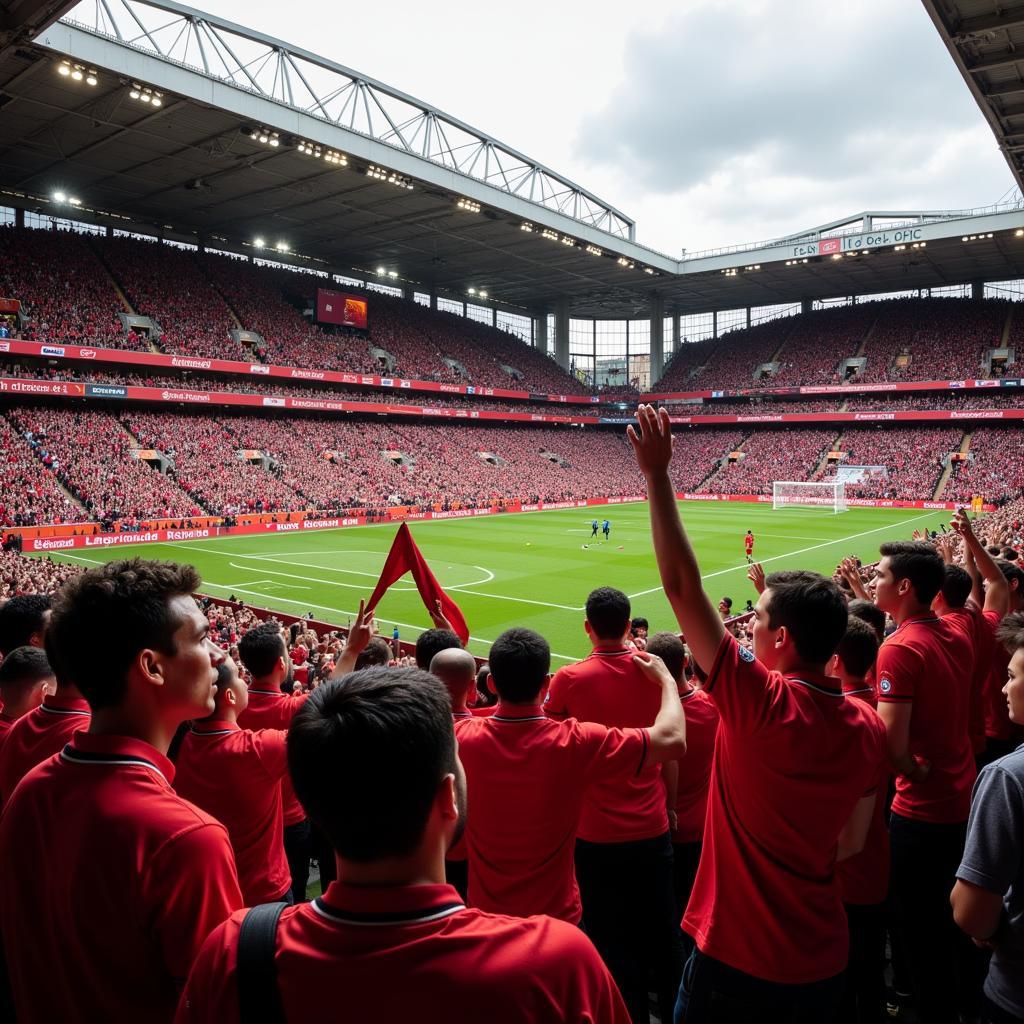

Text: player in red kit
xmin=744 ymin=530 xmax=755 ymax=563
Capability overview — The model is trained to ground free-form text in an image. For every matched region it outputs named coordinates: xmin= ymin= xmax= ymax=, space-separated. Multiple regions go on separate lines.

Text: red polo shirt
xmin=456 ymin=704 xmax=648 ymax=922
xmin=0 ymin=711 xmax=16 ymax=748
xmin=0 ymin=692 xmax=90 ymax=807
xmin=545 ymin=645 xmax=667 ymax=842
xmin=174 ymin=722 xmax=291 ymax=904
xmin=673 ymin=687 xmax=720 ymax=843
xmin=683 ymin=633 xmax=886 ymax=984
xmin=943 ymin=606 xmax=987 ymax=754
xmin=836 ymin=681 xmax=891 ymax=907
xmin=983 ymin=609 xmax=1015 ymax=742
xmin=176 ymin=881 xmax=630 ymax=1024
xmin=0 ymin=732 xmax=242 ymax=1024
xmin=238 ymin=687 xmax=308 ymax=826
xmin=877 ymin=614 xmax=976 ymax=823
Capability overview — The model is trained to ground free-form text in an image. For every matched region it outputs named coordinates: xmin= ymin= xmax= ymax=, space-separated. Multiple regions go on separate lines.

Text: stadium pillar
xmin=971 ymin=281 xmax=983 ymax=300
xmin=402 ymin=285 xmax=414 ymax=302
xmin=536 ymin=313 xmax=548 ymax=352
xmin=554 ymin=298 xmax=571 ymax=370
xmin=430 ymin=290 xmax=438 ymax=310
xmin=801 ymin=298 xmax=811 ymax=316
xmin=649 ymin=295 xmax=665 ymax=385
xmin=745 ymin=307 xmax=751 ymax=329
xmin=15 ymin=208 xmax=24 ymax=228
xmin=671 ymin=314 xmax=680 ymax=354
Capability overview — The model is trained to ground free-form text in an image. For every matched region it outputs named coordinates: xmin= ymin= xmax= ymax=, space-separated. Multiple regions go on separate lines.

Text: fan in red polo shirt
xmin=0 ymin=558 xmax=242 ymax=1024
xmin=0 ymin=647 xmax=53 ymax=750
xmin=174 ymin=657 xmax=291 ymax=905
xmin=176 ymin=667 xmax=630 ymax=1024
xmin=237 ymin=620 xmax=311 ymax=901
xmin=0 ymin=662 xmax=89 ymax=808
xmin=628 ymin=404 xmax=885 ymax=1023
xmin=456 ymin=627 xmax=685 ymax=926
xmin=874 ymin=539 xmax=978 ymax=1023
xmin=643 ymin=631 xmax=720 ymax=929
xmin=545 ymin=585 xmax=685 ymax=1024
xmin=978 ymin=560 xmax=1024 ymax=764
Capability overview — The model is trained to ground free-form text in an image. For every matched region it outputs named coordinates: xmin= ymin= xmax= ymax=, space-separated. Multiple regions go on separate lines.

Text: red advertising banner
xmin=316 ymin=289 xmax=368 ymax=329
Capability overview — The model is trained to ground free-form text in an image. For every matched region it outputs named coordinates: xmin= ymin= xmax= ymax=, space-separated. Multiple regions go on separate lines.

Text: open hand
xmin=626 ymin=404 xmax=674 ymax=478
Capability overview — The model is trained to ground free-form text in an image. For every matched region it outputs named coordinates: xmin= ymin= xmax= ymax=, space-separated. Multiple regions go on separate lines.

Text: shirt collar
xmin=590 ymin=644 xmax=631 ymax=657
xmin=313 ymin=882 xmax=465 ymax=927
xmin=786 ymin=671 xmax=844 ymax=698
xmin=62 ymin=732 xmax=175 ymax=785
xmin=492 ymin=703 xmax=546 ymax=721
xmin=41 ymin=693 xmax=91 ymax=714
xmin=191 ymin=719 xmax=240 ymax=735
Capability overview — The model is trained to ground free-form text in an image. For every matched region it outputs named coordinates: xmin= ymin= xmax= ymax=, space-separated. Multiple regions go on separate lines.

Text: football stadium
xmin=1 ymin=0 xmax=1024 ymax=1021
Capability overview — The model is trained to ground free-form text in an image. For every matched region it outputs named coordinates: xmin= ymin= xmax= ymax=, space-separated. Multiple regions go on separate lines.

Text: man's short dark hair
xmin=764 ymin=570 xmax=848 ymax=666
xmin=45 ymin=558 xmax=201 ymax=710
xmin=0 ymin=646 xmax=53 ymax=691
xmin=939 ymin=565 xmax=973 ymax=609
xmin=996 ymin=611 xmax=1024 ymax=654
xmin=288 ymin=667 xmax=456 ymax=862
xmin=355 ymin=636 xmax=393 ymax=670
xmin=630 ymin=617 xmax=649 ymax=634
xmin=585 ymin=587 xmax=630 ymax=640
xmin=487 ymin=628 xmax=550 ymax=703
xmin=879 ymin=542 xmax=945 ymax=605
xmin=0 ymin=594 xmax=51 ymax=657
xmin=848 ymin=599 xmax=886 ymax=639
xmin=415 ymin=628 xmax=461 ymax=670
xmin=1002 ymin=548 xmax=1019 ymax=562
xmin=645 ymin=632 xmax=685 ymax=682
xmin=238 ymin=622 xmax=286 ymax=678
xmin=996 ymin=559 xmax=1024 ymax=593
xmin=835 ymin=616 xmax=879 ymax=680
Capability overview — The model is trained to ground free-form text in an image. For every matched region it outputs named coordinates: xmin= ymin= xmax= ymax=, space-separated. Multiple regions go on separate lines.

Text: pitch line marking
xmin=627 ymin=510 xmax=939 ymax=599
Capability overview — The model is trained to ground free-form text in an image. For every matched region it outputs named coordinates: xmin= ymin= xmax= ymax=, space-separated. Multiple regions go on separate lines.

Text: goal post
xmin=772 ymin=480 xmax=848 ymax=514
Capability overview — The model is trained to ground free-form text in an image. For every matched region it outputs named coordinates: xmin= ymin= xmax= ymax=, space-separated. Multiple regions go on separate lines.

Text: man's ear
xmin=437 ymin=772 xmax=458 ymax=823
xmin=136 ymin=647 xmax=165 ymax=688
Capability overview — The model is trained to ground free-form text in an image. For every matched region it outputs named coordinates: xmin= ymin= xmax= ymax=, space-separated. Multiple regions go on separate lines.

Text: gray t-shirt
xmin=957 ymin=746 xmax=1024 ymax=1017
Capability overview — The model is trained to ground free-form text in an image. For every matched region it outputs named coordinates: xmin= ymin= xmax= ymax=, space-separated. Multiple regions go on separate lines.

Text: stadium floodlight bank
xmin=772 ymin=481 xmax=848 ymax=514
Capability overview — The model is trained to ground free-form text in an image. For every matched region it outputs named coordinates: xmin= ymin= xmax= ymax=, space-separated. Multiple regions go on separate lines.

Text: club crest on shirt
xmin=879 ymin=677 xmax=892 ymax=694
xmin=738 ymin=645 xmax=755 ymax=663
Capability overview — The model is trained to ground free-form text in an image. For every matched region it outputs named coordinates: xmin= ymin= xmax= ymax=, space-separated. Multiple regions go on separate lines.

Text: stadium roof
xmin=3 ymin=0 xmax=1024 ymax=318
xmin=923 ymin=0 xmax=1024 ymax=194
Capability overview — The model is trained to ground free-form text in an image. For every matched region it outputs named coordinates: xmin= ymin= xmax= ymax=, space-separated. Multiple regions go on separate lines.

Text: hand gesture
xmin=951 ymin=508 xmax=975 ymax=541
xmin=345 ymin=599 xmax=376 ymax=657
xmin=934 ymin=532 xmax=958 ymax=565
xmin=747 ymin=562 xmax=766 ymax=594
xmin=428 ymin=599 xmax=455 ymax=634
xmin=627 ymin=404 xmax=674 ymax=478
xmin=631 ymin=651 xmax=674 ymax=687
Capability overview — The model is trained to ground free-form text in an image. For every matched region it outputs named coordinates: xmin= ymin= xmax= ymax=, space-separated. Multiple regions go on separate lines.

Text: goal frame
xmin=772 ymin=480 xmax=848 ymax=514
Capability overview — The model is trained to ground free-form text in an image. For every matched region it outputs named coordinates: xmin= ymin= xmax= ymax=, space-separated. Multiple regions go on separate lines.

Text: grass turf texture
xmin=35 ymin=500 xmax=952 ymax=662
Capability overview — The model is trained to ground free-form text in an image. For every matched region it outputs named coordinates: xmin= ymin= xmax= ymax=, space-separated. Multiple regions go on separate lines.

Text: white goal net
xmin=772 ymin=480 xmax=848 ymax=514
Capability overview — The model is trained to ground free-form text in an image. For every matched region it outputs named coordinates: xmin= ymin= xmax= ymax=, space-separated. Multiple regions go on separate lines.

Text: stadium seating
xmin=698 ymin=429 xmax=839 ymax=495
xmin=0 ymin=416 xmax=86 ymax=527
xmin=944 ymin=427 xmax=1024 ymax=504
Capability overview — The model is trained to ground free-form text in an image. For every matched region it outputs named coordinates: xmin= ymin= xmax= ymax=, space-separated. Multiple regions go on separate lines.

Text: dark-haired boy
xmin=458 ymin=626 xmax=685 ymax=929
xmin=629 ymin=404 xmax=886 ymax=1022
xmin=546 ymin=586 xmax=686 ymax=1024
xmin=174 ymin=657 xmax=291 ymax=906
xmin=874 ymin=540 xmax=978 ymax=1022
xmin=0 ymin=647 xmax=53 ymax=745
xmin=177 ymin=667 xmax=631 ymax=1023
xmin=0 ymin=592 xmax=50 ymax=656
xmin=0 ymin=558 xmax=241 ymax=1024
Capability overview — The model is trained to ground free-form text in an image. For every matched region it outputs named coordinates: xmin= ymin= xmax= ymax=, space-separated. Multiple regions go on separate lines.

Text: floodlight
xmin=58 ymin=63 xmax=70 ymax=76
xmin=253 ymin=237 xmax=265 ymax=248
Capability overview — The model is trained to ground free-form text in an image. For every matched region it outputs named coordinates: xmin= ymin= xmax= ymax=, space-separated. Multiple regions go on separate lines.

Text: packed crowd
xmin=699 ymin=428 xmax=840 ymax=495
xmin=945 ymin=427 xmax=1024 ymax=505
xmin=0 ymin=407 xmax=1022 ymax=1024
xmin=833 ymin=427 xmax=962 ymax=500
xmin=0 ymin=416 xmax=86 ymax=527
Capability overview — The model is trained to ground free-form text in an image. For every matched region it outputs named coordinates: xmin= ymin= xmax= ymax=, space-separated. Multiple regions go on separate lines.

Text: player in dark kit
xmin=745 ymin=530 xmax=755 ymax=563
xmin=591 ymin=520 xmax=599 ymax=538
xmin=603 ymin=520 xmax=611 ymax=540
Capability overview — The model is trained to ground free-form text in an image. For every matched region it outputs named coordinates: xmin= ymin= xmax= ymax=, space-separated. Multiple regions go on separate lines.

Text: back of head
xmin=996 ymin=611 xmax=1024 ymax=654
xmin=847 ymin=598 xmax=886 ymax=641
xmin=939 ymin=564 xmax=972 ymax=610
xmin=45 ymin=558 xmax=201 ymax=710
xmin=288 ymin=667 xmax=456 ymax=862
xmin=644 ymin=632 xmax=686 ymax=683
xmin=355 ymin=636 xmax=393 ymax=670
xmin=835 ymin=616 xmax=879 ymax=680
xmin=0 ymin=593 xmax=51 ymax=657
xmin=764 ymin=570 xmax=848 ymax=666
xmin=488 ymin=628 xmax=550 ymax=703
xmin=996 ymin=559 xmax=1024 ymax=598
xmin=585 ymin=586 xmax=630 ymax=641
xmin=879 ymin=541 xmax=945 ymax=605
xmin=0 ymin=646 xmax=54 ymax=694
xmin=429 ymin=647 xmax=478 ymax=706
xmin=415 ymin=628 xmax=461 ymax=670
xmin=238 ymin=621 xmax=285 ymax=679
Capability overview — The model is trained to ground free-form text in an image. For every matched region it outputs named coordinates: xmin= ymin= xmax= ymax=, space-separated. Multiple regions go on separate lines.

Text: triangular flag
xmin=366 ymin=523 xmax=470 ymax=644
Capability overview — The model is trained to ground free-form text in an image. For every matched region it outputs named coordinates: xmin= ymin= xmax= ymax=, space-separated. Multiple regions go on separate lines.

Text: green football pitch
xmin=34 ymin=501 xmax=954 ymax=662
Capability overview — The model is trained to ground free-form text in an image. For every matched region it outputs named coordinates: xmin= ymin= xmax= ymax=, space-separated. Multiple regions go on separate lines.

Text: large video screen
xmin=316 ymin=288 xmax=368 ymax=329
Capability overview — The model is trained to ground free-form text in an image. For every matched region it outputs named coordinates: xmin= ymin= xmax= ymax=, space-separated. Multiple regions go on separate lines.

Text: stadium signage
xmin=792 ymin=227 xmax=924 ymax=258
xmin=85 ymin=384 xmax=127 ymax=398
xmin=40 ymin=346 xmax=65 ymax=357
xmin=290 ymin=368 xmax=326 ymax=380
xmin=84 ymin=531 xmax=160 ymax=546
xmin=250 ymin=364 xmax=270 ymax=375
xmin=0 ymin=342 xmax=8 ymax=352
xmin=170 ymin=357 xmax=213 ymax=370
xmin=160 ymin=389 xmax=210 ymax=403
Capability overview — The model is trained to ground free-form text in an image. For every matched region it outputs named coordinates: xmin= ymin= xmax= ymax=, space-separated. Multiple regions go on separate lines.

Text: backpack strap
xmin=237 ymin=901 xmax=288 ymax=1024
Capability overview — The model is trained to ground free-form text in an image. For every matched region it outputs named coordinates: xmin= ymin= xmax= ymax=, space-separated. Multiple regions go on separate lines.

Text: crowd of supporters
xmin=0 ymin=407 xmax=1022 ymax=1023
xmin=0 ymin=417 xmax=85 ymax=527
xmin=946 ymin=427 xmax=1024 ymax=505
xmin=700 ymin=428 xmax=839 ymax=495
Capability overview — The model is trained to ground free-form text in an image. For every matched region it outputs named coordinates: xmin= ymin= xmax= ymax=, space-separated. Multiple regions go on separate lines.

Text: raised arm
xmin=628 ymin=405 xmax=725 ymax=672
xmin=332 ymin=600 xmax=375 ymax=679
xmin=953 ymin=509 xmax=1009 ymax=617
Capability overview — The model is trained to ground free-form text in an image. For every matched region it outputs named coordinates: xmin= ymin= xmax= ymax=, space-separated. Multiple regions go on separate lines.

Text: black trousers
xmin=837 ymin=901 xmax=886 ymax=1024
xmin=672 ymin=840 xmax=702 ymax=956
xmin=575 ymin=831 xmax=685 ymax=1024
xmin=674 ymin=948 xmax=844 ymax=1024
xmin=283 ymin=818 xmax=312 ymax=903
xmin=889 ymin=813 xmax=975 ymax=1024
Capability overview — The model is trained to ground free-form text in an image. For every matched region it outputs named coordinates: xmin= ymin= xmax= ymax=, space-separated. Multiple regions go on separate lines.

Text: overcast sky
xmin=216 ymin=0 xmax=1014 ymax=255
